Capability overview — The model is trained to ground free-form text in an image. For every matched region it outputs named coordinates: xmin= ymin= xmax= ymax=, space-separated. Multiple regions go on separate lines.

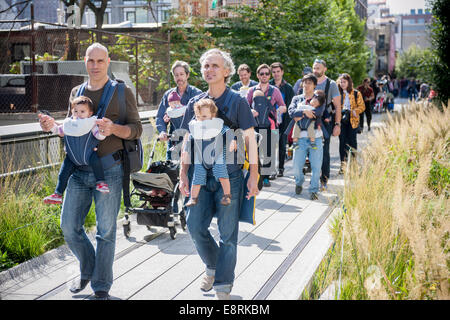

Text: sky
xmin=385 ymin=0 xmax=429 ymax=15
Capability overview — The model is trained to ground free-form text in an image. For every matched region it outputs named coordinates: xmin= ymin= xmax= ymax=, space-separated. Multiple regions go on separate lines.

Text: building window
xmin=161 ymin=10 xmax=170 ymax=22
xmin=136 ymin=8 xmax=147 ymax=23
xmin=378 ymin=34 xmax=385 ymax=49
xmin=126 ymin=11 xmax=136 ymax=22
xmin=11 ymin=43 xmax=30 ymax=62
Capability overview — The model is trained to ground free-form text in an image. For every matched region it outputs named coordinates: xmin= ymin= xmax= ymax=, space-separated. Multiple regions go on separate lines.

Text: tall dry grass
xmin=304 ymin=102 xmax=449 ymax=300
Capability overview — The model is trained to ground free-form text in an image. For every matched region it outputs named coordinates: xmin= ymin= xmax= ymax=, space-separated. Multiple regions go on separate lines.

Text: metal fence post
xmin=135 ymin=38 xmax=139 ymax=105
xmin=30 ymin=3 xmax=37 ymax=113
xmin=167 ymin=30 xmax=171 ymax=89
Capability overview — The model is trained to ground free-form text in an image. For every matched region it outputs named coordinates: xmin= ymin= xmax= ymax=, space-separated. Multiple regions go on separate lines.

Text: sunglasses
xmin=314 ymin=59 xmax=326 ymax=66
xmin=259 ymin=72 xmax=270 ymax=76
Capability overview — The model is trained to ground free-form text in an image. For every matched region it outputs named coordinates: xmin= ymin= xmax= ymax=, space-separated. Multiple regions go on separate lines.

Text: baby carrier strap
xmin=216 ymin=89 xmax=239 ymax=130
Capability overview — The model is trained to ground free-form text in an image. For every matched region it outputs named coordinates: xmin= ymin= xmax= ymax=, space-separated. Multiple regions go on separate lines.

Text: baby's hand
xmin=163 ymin=114 xmax=170 ymax=123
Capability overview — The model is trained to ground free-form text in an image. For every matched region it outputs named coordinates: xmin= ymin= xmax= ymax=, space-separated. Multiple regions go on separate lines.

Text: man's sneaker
xmin=216 ymin=291 xmax=230 ymax=300
xmin=94 ymin=291 xmax=110 ymax=300
xmin=96 ymin=182 xmax=110 ymax=193
xmin=277 ymin=169 xmax=284 ymax=177
xmin=269 ymin=174 xmax=277 ymax=180
xmin=200 ymin=275 xmax=214 ymax=292
xmin=263 ymin=178 xmax=271 ymax=187
xmin=310 ymin=192 xmax=319 ymax=200
xmin=69 ymin=278 xmax=90 ymax=293
xmin=43 ymin=193 xmax=63 ymax=204
xmin=295 ymin=185 xmax=302 ymax=195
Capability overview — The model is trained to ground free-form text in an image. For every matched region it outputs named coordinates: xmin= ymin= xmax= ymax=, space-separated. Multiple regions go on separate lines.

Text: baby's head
xmin=168 ymin=91 xmax=182 ymax=109
xmin=71 ymin=96 xmax=94 ymax=119
xmin=194 ymin=98 xmax=218 ymax=121
xmin=310 ymin=90 xmax=325 ymax=108
xmin=253 ymin=89 xmax=264 ymax=98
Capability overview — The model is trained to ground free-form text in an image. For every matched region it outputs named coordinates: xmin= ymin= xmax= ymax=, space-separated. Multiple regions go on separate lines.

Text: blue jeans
xmin=60 ymin=163 xmax=123 ymax=293
xmin=56 ymin=153 xmax=105 ymax=195
xmin=293 ymin=137 xmax=323 ymax=193
xmin=186 ymin=168 xmax=244 ymax=294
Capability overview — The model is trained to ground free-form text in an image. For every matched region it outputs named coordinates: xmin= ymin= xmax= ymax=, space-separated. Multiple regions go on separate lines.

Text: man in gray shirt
xmin=312 ymin=59 xmax=341 ymax=190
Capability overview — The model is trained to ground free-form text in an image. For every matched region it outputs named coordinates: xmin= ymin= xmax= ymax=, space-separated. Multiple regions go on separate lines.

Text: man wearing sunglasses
xmin=312 ymin=58 xmax=341 ymax=191
xmin=246 ymin=64 xmax=287 ymax=187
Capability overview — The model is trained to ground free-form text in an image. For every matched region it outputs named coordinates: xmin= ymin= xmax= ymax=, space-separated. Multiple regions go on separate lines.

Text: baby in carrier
xmin=291 ymin=90 xmax=326 ymax=150
xmin=43 ymin=96 xmax=108 ymax=204
xmin=185 ymin=98 xmax=235 ymax=207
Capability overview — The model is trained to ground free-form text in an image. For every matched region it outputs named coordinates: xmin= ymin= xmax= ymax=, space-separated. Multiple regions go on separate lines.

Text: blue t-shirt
xmin=180 ymin=87 xmax=257 ymax=174
xmin=156 ymin=85 xmax=203 ymax=134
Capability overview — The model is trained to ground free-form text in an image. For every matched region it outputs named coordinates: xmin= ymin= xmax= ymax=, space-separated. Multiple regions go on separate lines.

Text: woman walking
xmin=337 ymin=73 xmax=365 ymax=174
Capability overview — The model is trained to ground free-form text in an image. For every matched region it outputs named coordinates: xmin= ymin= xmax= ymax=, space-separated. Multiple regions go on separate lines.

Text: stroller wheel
xmin=123 ymin=223 xmax=131 ymax=238
xmin=169 ymin=227 xmax=177 ymax=240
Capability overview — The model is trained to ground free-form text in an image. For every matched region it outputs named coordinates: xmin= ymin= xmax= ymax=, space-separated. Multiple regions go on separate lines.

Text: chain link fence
xmin=0 ymin=19 xmax=171 ymax=114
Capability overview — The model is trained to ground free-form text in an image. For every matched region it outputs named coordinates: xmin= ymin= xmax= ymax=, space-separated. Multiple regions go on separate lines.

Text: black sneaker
xmin=310 ymin=192 xmax=319 ymax=200
xmin=69 ymin=279 xmax=90 ymax=294
xmin=295 ymin=185 xmax=302 ymax=195
xmin=94 ymin=291 xmax=110 ymax=300
xmin=277 ymin=169 xmax=284 ymax=177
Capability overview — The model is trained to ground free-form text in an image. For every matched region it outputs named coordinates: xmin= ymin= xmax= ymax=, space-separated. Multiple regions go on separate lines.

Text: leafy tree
xmin=162 ymin=14 xmax=217 ymax=91
xmin=205 ymin=0 xmax=368 ymax=86
xmin=428 ymin=0 xmax=450 ymax=105
xmin=395 ymin=44 xmax=436 ymax=84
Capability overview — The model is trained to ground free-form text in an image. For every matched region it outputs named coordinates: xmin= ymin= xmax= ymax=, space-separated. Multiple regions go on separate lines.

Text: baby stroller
xmin=122 ymin=137 xmax=186 ymax=240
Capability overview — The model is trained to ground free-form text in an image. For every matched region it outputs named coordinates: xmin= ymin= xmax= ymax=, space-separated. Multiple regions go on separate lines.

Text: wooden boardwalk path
xmin=0 ymin=109 xmax=392 ymax=300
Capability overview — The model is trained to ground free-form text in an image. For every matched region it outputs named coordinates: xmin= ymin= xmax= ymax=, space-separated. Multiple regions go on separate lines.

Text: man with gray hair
xmin=156 ymin=60 xmax=202 ymax=159
xmin=38 ymin=42 xmax=142 ymax=300
xmin=179 ymin=48 xmax=259 ymax=300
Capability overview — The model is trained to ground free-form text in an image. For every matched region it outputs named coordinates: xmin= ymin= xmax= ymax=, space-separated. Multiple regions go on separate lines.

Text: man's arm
xmin=332 ymin=95 xmax=342 ymax=136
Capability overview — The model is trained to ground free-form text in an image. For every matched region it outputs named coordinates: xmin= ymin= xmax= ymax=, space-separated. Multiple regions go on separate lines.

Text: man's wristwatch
xmin=334 ymin=122 xmax=341 ymax=126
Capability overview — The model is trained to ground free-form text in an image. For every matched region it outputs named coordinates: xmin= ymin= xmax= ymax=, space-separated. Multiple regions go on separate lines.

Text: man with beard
xmin=312 ymin=59 xmax=341 ymax=191
xmin=156 ymin=60 xmax=202 ymax=159
xmin=231 ymin=64 xmax=258 ymax=97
